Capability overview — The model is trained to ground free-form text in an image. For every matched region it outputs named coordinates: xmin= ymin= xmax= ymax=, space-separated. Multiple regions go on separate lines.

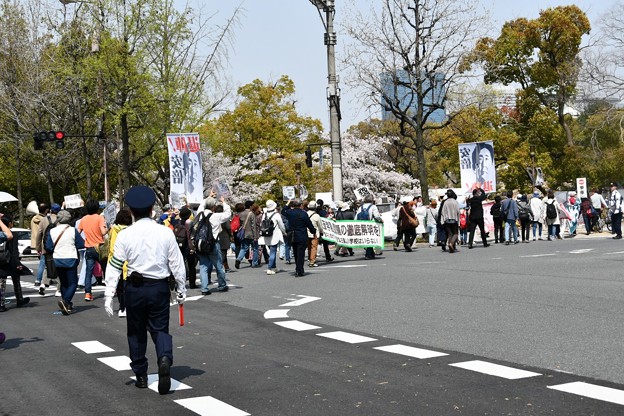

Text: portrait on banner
xmin=459 ymin=141 xmax=496 ymax=193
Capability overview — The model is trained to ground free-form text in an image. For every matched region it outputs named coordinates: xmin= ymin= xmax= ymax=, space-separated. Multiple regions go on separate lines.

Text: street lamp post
xmin=309 ymin=0 xmax=343 ymax=202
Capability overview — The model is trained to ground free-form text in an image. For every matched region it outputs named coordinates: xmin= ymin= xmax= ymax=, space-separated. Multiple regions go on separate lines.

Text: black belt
xmin=142 ymin=277 xmax=167 ymax=282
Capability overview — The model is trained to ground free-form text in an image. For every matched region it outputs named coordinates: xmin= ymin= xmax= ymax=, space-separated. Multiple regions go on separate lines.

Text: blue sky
xmin=206 ymin=0 xmax=613 ymax=131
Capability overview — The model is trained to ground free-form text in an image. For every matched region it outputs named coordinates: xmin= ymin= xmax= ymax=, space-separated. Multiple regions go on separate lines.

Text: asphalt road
xmin=2 ymin=232 xmax=624 ymax=415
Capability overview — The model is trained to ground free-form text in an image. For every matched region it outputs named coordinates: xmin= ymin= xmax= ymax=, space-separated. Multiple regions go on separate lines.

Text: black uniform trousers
xmin=125 ymin=279 xmax=172 ymax=376
xmin=292 ymin=240 xmax=307 ymax=275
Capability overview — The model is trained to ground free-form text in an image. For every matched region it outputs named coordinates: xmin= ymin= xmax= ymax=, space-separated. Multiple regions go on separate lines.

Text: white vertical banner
xmin=458 ymin=141 xmax=496 ymax=194
xmin=166 ymin=133 xmax=204 ymax=207
xmin=576 ymin=177 xmax=588 ymax=198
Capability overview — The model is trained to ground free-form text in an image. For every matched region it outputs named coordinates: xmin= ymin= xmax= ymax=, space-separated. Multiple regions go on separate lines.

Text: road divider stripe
xmin=72 ymin=340 xmax=114 ymax=354
xmin=174 ymin=396 xmax=250 ymax=416
xmin=373 ymin=344 xmax=448 ymax=359
xmin=97 ymin=355 xmax=132 ymax=371
xmin=547 ymin=382 xmax=624 ymax=406
xmin=316 ymin=331 xmax=378 ymax=344
xmin=520 ymin=254 xmax=556 ymax=258
xmin=273 ymin=320 xmax=321 ymax=331
xmin=264 ymin=309 xmax=290 ymax=319
xmin=449 ymin=360 xmax=541 ymax=379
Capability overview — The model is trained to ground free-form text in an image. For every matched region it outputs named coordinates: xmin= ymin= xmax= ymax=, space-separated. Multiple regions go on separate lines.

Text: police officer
xmin=104 ymin=185 xmax=186 ymax=395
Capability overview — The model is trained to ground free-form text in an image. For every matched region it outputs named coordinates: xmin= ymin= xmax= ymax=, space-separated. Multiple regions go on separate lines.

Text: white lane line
xmin=185 ymin=295 xmax=204 ymax=302
xmin=570 ymin=249 xmax=594 ymax=254
xmin=548 ymin=382 xmax=624 ymax=406
xmin=316 ymin=331 xmax=378 ymax=344
xmin=273 ymin=320 xmax=321 ymax=331
xmin=449 ymin=360 xmax=541 ymax=379
xmin=605 ymin=251 xmax=624 ymax=255
xmin=279 ymin=295 xmax=322 ymax=307
xmin=520 ymin=254 xmax=556 ymax=258
xmin=264 ymin=309 xmax=290 ymax=319
xmin=174 ymin=396 xmax=250 ymax=416
xmin=324 ymin=265 xmax=368 ymax=268
xmin=131 ymin=375 xmax=192 ymax=393
xmin=97 ymin=356 xmax=132 ymax=371
xmin=373 ymin=344 xmax=448 ymax=359
xmin=72 ymin=340 xmax=115 ymax=354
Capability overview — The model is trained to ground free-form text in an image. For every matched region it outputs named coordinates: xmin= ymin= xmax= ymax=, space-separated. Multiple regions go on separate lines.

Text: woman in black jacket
xmin=0 ymin=214 xmax=30 ymax=312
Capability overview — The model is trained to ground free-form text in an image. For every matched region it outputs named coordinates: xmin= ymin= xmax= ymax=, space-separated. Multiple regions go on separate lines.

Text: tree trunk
xmin=415 ymin=130 xmax=429 ymax=205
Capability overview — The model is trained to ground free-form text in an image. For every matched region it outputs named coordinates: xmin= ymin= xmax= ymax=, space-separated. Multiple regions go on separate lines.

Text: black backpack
xmin=173 ymin=223 xmax=188 ymax=251
xmin=546 ymin=201 xmax=557 ymax=219
xmin=518 ymin=204 xmax=531 ymax=220
xmin=260 ymin=212 xmax=276 ymax=237
xmin=490 ymin=203 xmax=501 ymax=219
xmin=191 ymin=212 xmax=215 ymax=254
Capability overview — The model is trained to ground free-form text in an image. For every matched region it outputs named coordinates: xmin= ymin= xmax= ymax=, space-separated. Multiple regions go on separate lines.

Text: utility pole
xmin=310 ymin=0 xmax=343 ymax=202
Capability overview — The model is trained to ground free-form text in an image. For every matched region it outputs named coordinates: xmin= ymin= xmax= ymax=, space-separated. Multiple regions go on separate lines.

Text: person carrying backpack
xmin=35 ymin=203 xmax=62 ymax=297
xmin=191 ymin=194 xmax=232 ymax=294
xmin=306 ymin=201 xmax=322 ymax=267
xmin=543 ymin=190 xmax=561 ymax=241
xmin=258 ymin=200 xmax=287 ymax=275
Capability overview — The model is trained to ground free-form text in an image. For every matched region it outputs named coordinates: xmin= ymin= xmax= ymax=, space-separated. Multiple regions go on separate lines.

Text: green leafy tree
xmin=470 ymin=5 xmax=590 ymax=147
xmin=202 ymin=76 xmax=327 ymax=201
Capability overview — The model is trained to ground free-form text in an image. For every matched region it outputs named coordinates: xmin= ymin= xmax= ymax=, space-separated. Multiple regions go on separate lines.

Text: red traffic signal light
xmin=55 ymin=131 xmax=65 ymax=140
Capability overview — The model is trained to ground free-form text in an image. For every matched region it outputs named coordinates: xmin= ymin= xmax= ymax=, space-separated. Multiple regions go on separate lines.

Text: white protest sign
xmin=354 ymin=186 xmax=373 ymax=201
xmin=315 ymin=192 xmax=333 ymax=207
xmin=212 ymin=178 xmax=231 ymax=199
xmin=64 ymin=194 xmax=83 ymax=209
xmin=299 ymin=185 xmax=308 ymax=200
xmin=282 ymin=186 xmax=296 ymax=201
xmin=102 ymin=202 xmax=118 ymax=228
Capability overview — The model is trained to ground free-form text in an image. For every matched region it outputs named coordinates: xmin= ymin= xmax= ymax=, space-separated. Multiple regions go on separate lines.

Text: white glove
xmin=176 ymin=292 xmax=186 ymax=305
xmin=104 ymin=296 xmax=114 ymax=318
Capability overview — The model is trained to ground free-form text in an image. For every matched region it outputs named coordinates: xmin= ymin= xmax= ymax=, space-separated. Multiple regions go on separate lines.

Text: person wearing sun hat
xmin=258 ymin=199 xmax=287 ymax=275
xmin=104 ymin=185 xmax=186 ymax=394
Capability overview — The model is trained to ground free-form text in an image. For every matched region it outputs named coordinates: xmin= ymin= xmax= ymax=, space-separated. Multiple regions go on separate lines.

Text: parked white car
xmin=10 ymin=227 xmax=36 ymax=258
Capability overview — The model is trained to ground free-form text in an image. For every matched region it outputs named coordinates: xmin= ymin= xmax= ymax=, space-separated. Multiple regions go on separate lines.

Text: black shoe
xmin=235 ymin=260 xmax=241 ymax=269
xmin=201 ymin=290 xmax=211 ymax=296
xmin=157 ymin=356 xmax=171 ymax=395
xmin=216 ymin=285 xmax=229 ymax=292
xmin=38 ymin=287 xmax=45 ymax=296
xmin=135 ymin=374 xmax=148 ymax=389
xmin=326 ymin=257 xmax=334 ymax=262
xmin=484 ymin=243 xmax=490 ymax=248
xmin=468 ymin=245 xmax=473 ymax=249
xmin=58 ymin=300 xmax=71 ymax=316
xmin=16 ymin=298 xmax=30 ymax=307
xmin=614 ymin=236 xmax=622 ymax=240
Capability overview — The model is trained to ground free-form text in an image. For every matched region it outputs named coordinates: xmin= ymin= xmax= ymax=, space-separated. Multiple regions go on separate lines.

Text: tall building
xmin=380 ymin=70 xmax=446 ymax=123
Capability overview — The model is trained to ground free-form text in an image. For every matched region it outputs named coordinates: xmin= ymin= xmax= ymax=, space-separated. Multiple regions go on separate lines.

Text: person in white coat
xmin=529 ymin=191 xmax=544 ymax=240
xmin=258 ymin=200 xmax=287 ymax=275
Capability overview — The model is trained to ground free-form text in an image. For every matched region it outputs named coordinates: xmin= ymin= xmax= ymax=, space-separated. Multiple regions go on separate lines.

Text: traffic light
xmin=305 ymin=148 xmax=312 ymax=168
xmin=54 ymin=131 xmax=65 ymax=149
xmin=33 ymin=133 xmax=43 ymax=150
